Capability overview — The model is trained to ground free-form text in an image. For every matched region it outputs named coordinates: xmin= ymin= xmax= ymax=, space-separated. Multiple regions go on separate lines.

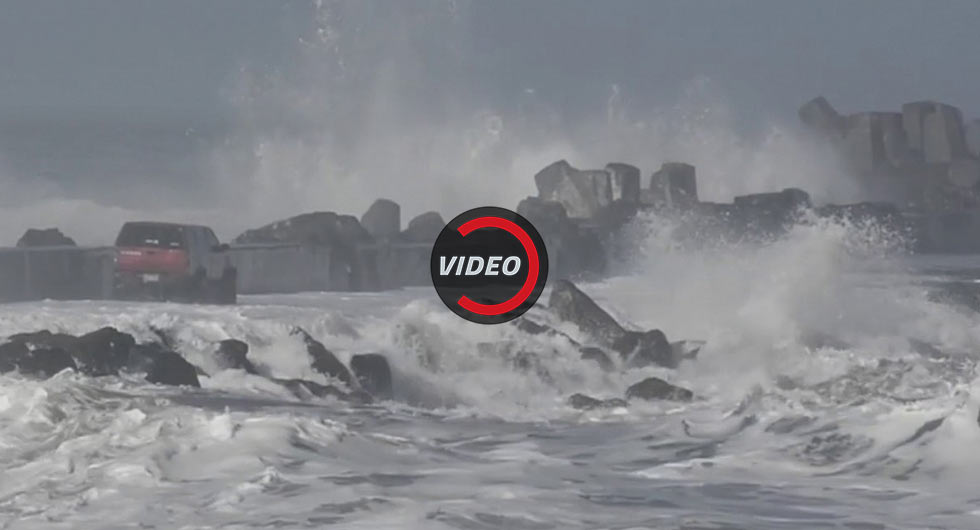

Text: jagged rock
xmin=16 ymin=228 xmax=76 ymax=248
xmin=625 ymin=377 xmax=693 ymax=402
xmin=361 ymin=199 xmax=401 ymax=240
xmin=292 ymin=328 xmax=353 ymax=385
xmin=604 ymin=163 xmax=641 ymax=203
xmin=799 ymin=96 xmax=844 ymax=135
xmin=400 ymin=211 xmax=445 ymax=243
xmin=0 ymin=341 xmax=77 ymax=378
xmin=11 ymin=327 xmax=135 ymax=377
xmin=216 ymin=339 xmax=258 ymax=374
xmin=72 ymin=327 xmax=136 ymax=376
xmin=534 ymin=160 xmax=613 ymax=218
xmin=145 ymin=350 xmax=200 ymax=387
xmin=902 ymin=101 xmax=969 ymax=163
xmin=234 ymin=211 xmax=373 ymax=247
xmin=612 ymin=329 xmax=676 ymax=368
xmin=646 ymin=163 xmax=698 ymax=209
xmin=548 ymin=279 xmax=626 ymax=345
xmin=15 ymin=348 xmax=76 ymax=378
xmin=513 ymin=317 xmax=551 ymax=336
xmin=568 ymin=393 xmax=627 ymax=410
xmin=350 ymin=353 xmax=393 ymax=400
xmin=579 ymin=346 xmax=614 ymax=371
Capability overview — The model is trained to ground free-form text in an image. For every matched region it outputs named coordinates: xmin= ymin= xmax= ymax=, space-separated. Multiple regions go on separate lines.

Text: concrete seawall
xmin=0 ymin=242 xmax=433 ymax=302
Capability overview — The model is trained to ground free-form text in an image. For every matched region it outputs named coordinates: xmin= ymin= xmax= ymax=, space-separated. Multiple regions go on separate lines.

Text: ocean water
xmin=3 ymin=216 xmax=980 ymax=529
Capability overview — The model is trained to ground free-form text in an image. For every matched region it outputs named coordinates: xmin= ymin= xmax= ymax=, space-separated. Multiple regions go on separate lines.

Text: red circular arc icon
xmin=455 ymin=216 xmax=540 ymax=316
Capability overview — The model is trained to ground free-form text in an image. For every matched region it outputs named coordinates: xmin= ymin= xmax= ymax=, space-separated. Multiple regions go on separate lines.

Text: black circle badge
xmin=430 ymin=206 xmax=549 ymax=324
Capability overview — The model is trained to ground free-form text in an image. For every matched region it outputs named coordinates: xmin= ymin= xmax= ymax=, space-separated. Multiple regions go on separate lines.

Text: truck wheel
xmin=215 ymin=267 xmax=237 ymax=305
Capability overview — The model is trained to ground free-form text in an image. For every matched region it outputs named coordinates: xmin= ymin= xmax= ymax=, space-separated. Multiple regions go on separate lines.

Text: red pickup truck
xmin=113 ymin=221 xmax=237 ymax=304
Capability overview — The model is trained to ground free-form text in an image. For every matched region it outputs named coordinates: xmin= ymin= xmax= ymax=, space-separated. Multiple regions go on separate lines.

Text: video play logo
xmin=430 ymin=206 xmax=549 ymax=324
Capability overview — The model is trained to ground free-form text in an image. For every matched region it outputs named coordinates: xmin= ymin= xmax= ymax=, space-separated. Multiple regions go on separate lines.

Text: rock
xmin=798 ymin=96 xmax=844 ymax=135
xmin=216 ymin=339 xmax=258 ymax=374
xmin=349 ymin=353 xmax=393 ymax=400
xmin=234 ymin=211 xmax=373 ymax=247
xmin=145 ymin=350 xmax=201 ymax=387
xmin=513 ymin=317 xmax=551 ymax=336
xmin=15 ymin=347 xmax=76 ymax=378
xmin=400 ymin=211 xmax=445 ymax=243
xmin=579 ymin=346 xmax=614 ymax=371
xmin=612 ymin=329 xmax=676 ymax=368
xmin=902 ymin=101 xmax=969 ymax=163
xmin=604 ymin=163 xmax=641 ymax=203
xmin=646 ymin=162 xmax=698 ymax=209
xmin=360 ymin=199 xmax=401 ymax=240
xmin=568 ymin=393 xmax=627 ymax=410
xmin=625 ymin=377 xmax=693 ymax=402
xmin=548 ymin=279 xmax=627 ymax=345
xmin=815 ymin=202 xmax=903 ymax=225
xmin=72 ymin=327 xmax=136 ymax=376
xmin=0 ymin=341 xmax=77 ymax=378
xmin=292 ymin=328 xmax=353 ymax=386
xmin=16 ymin=228 xmax=76 ymax=248
xmin=534 ymin=160 xmax=613 ymax=218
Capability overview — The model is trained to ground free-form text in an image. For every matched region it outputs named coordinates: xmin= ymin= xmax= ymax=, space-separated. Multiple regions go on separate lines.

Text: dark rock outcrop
xmin=292 ymin=327 xmax=353 ymax=386
xmin=612 ymin=329 xmax=676 ymax=368
xmin=215 ymin=339 xmax=258 ymax=374
xmin=625 ymin=377 xmax=693 ymax=402
xmin=548 ymin=279 xmax=627 ymax=345
xmin=568 ymin=393 xmax=627 ymax=410
xmin=605 ymin=163 xmax=641 ymax=203
xmin=0 ymin=341 xmax=76 ymax=377
xmin=579 ymin=346 xmax=614 ymax=371
xmin=646 ymin=163 xmax=698 ymax=210
xmin=516 ymin=196 xmax=605 ymax=278
xmin=361 ymin=199 xmax=401 ymax=240
xmin=145 ymin=350 xmax=201 ymax=387
xmin=16 ymin=228 xmax=76 ymax=248
xmin=349 ymin=353 xmax=393 ymax=400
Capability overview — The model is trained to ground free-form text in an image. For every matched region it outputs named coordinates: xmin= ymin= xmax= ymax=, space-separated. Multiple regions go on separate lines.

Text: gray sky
xmin=2 ymin=0 xmax=980 ymax=243
xmin=0 ymin=0 xmax=977 ymax=122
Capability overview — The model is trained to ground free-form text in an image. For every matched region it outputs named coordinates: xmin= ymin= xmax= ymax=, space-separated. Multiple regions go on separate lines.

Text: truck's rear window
xmin=115 ymin=224 xmax=186 ymax=249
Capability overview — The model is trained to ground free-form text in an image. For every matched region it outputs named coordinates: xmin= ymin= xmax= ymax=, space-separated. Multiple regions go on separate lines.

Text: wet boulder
xmin=361 ymin=198 xmax=401 ymax=240
xmin=548 ymin=279 xmax=627 ymax=345
xmin=72 ymin=327 xmax=136 ymax=376
xmin=16 ymin=228 xmax=76 ymax=248
xmin=534 ymin=160 xmax=613 ymax=219
xmin=612 ymin=329 xmax=676 ymax=368
xmin=568 ymin=393 xmax=627 ymax=410
xmin=215 ymin=339 xmax=258 ymax=374
xmin=400 ymin=211 xmax=445 ymax=243
xmin=145 ymin=350 xmax=200 ymax=387
xmin=14 ymin=347 xmax=76 ymax=378
xmin=350 ymin=353 xmax=393 ymax=400
xmin=292 ymin=328 xmax=353 ymax=386
xmin=277 ymin=378 xmax=373 ymax=403
xmin=625 ymin=377 xmax=693 ymax=402
xmin=0 ymin=341 xmax=77 ymax=378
